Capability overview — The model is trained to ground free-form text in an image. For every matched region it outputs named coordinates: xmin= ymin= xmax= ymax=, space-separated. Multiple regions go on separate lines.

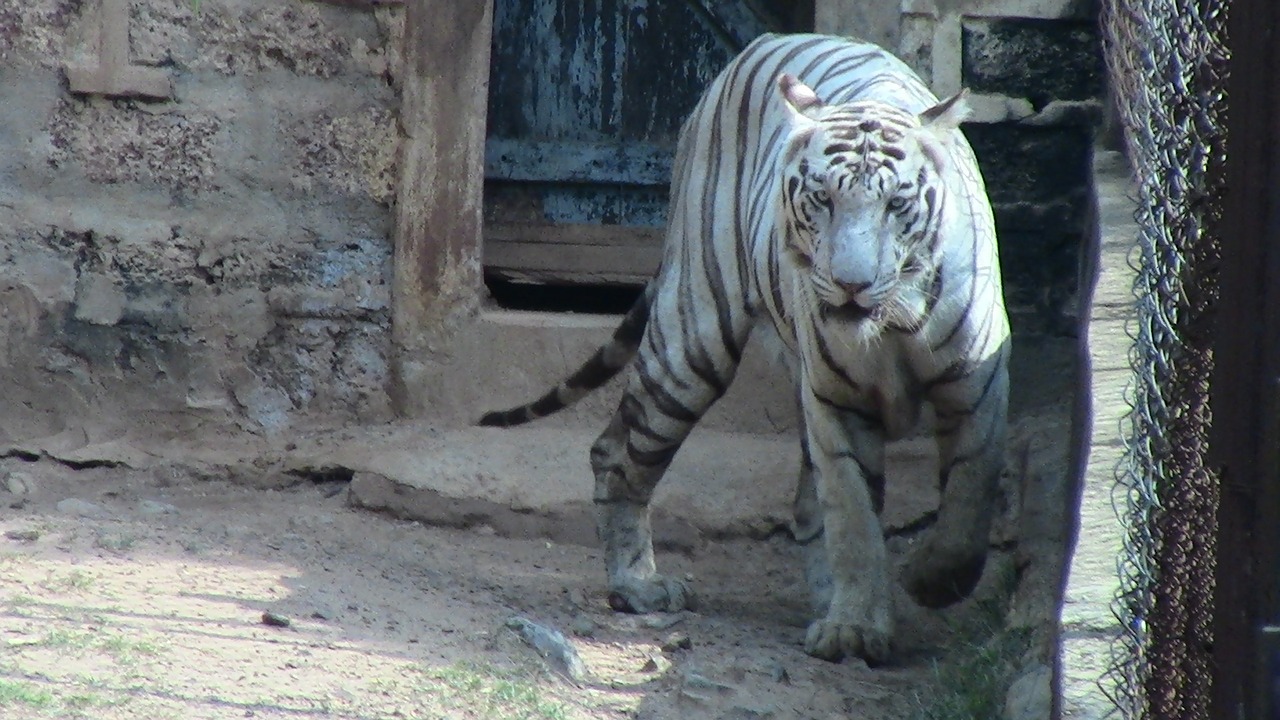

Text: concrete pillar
xmin=391 ymin=0 xmax=493 ymax=416
xmin=813 ymin=0 xmax=901 ymax=52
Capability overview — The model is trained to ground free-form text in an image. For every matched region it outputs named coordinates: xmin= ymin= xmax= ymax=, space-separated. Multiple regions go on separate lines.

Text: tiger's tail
xmin=477 ymin=283 xmax=655 ymax=428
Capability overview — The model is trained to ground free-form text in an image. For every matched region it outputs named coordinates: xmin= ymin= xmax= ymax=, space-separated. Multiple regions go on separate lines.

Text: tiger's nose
xmin=835 ymin=278 xmax=876 ymax=307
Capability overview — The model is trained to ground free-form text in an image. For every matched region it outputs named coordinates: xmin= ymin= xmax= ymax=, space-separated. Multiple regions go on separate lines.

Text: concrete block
xmin=962 ymin=18 xmax=1104 ymax=102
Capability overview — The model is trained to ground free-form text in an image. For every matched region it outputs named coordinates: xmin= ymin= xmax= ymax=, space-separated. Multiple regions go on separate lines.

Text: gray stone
xmin=569 ymin=615 xmax=596 ymax=638
xmin=726 ymin=704 xmax=777 ymax=719
xmin=138 ymin=499 xmax=178 ymax=515
xmin=505 ymin=616 xmax=587 ymax=682
xmin=641 ymin=612 xmax=686 ymax=630
xmin=72 ymin=273 xmax=126 ymax=326
xmin=1004 ymin=663 xmax=1053 ymax=720
xmin=660 ymin=632 xmax=692 ymax=652
xmin=4 ymin=472 xmax=33 ymax=497
xmin=680 ymin=668 xmax=736 ymax=695
xmin=56 ymin=498 xmax=109 ymax=518
xmin=261 ymin=612 xmax=292 ymax=628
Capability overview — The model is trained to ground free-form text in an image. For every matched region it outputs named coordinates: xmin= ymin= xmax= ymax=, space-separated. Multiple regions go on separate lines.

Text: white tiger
xmin=481 ymin=33 xmax=1010 ymax=666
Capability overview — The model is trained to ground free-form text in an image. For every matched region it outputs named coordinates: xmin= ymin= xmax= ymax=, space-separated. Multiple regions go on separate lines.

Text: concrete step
xmin=322 ymin=423 xmax=941 ymax=550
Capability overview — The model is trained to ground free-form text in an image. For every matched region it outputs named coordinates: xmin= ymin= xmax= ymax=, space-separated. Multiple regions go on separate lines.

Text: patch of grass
xmin=0 ymin=674 xmax=125 ymax=717
xmin=97 ymin=633 xmax=162 ymax=661
xmin=37 ymin=628 xmax=163 ymax=662
xmin=911 ymin=558 xmax=1030 ymax=720
xmin=94 ymin=531 xmax=137 ymax=553
xmin=41 ymin=569 xmax=96 ymax=593
xmin=415 ymin=661 xmax=571 ymax=720
xmin=0 ymin=678 xmax=55 ymax=708
xmin=5 ymin=593 xmax=37 ymax=616
xmin=913 ymin=628 xmax=1030 ymax=720
xmin=39 ymin=628 xmax=97 ymax=652
xmin=63 ymin=690 xmax=110 ymax=710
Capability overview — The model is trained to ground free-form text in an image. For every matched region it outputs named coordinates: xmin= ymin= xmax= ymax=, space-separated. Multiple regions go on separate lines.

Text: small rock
xmin=768 ymin=662 xmax=791 ymax=684
xmin=138 ymin=499 xmax=178 ymax=515
xmin=5 ymin=472 xmax=33 ymax=496
xmin=640 ymin=655 xmax=662 ymax=672
xmin=5 ymin=529 xmax=39 ymax=542
xmin=661 ymin=632 xmax=692 ymax=652
xmin=1003 ymin=663 xmax=1052 ymax=720
xmin=570 ymin=615 xmax=597 ymax=637
xmin=564 ymin=587 xmax=589 ymax=609
xmin=56 ymin=498 xmax=108 ymax=519
xmin=505 ymin=616 xmax=587 ymax=682
xmin=678 ymin=688 xmax=716 ymax=708
xmin=641 ymin=612 xmax=685 ymax=630
xmin=261 ymin=612 xmax=292 ymax=628
xmin=681 ymin=669 xmax=736 ymax=695
xmin=726 ymin=703 xmax=777 ymax=719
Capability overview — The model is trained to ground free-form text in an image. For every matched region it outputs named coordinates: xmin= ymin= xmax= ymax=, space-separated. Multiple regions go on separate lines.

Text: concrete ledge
xmin=423 ymin=309 xmax=799 ymax=433
xmin=1058 ymin=148 xmax=1135 ymax=718
xmin=333 ymin=424 xmax=941 ymax=549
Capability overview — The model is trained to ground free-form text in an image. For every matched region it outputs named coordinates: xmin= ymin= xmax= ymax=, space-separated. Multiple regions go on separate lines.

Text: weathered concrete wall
xmin=0 ymin=0 xmax=402 ymax=441
xmin=897 ymin=0 xmax=1103 ymax=333
xmin=0 ymin=0 xmax=1102 ymax=439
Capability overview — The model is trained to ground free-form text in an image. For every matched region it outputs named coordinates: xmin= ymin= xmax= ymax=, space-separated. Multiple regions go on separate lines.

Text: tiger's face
xmin=776 ymin=74 xmax=969 ymax=332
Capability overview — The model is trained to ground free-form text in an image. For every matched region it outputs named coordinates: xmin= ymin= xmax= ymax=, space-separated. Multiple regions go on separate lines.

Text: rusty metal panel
xmin=485 ymin=139 xmax=672 ymax=185
xmin=484 ymin=0 xmax=777 ymax=286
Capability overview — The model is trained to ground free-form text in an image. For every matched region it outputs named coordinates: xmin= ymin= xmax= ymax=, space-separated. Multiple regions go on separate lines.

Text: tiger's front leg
xmin=903 ymin=349 xmax=1009 ymax=608
xmin=799 ymin=391 xmax=894 ymax=665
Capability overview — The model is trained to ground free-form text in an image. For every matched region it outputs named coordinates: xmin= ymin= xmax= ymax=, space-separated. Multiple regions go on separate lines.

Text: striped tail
xmin=477 ymin=284 xmax=655 ymax=427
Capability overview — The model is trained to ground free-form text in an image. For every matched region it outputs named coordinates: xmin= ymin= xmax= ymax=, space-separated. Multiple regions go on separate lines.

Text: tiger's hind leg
xmin=590 ymin=309 xmax=748 ymax=614
xmin=590 ymin=413 xmax=694 ymax=614
xmin=904 ymin=349 xmax=1009 ymax=608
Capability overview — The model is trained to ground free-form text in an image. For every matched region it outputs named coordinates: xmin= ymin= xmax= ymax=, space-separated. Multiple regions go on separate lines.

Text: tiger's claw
xmin=606 ymin=575 xmax=695 ymax=614
xmin=803 ymin=617 xmax=893 ymax=666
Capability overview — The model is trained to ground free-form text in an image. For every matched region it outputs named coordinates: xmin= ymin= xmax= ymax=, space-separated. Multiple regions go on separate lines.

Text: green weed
xmin=416 ymin=661 xmax=571 ymax=720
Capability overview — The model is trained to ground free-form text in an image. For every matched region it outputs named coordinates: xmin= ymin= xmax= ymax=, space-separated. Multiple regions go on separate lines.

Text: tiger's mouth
xmin=819 ymin=299 xmax=885 ymax=324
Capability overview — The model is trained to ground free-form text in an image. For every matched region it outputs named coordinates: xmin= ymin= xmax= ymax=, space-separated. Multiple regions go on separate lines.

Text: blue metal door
xmin=484 ymin=0 xmax=793 ymax=288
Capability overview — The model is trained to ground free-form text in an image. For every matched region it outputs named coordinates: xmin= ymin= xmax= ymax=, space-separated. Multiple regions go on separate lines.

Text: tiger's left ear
xmin=919 ymin=89 xmax=970 ymax=130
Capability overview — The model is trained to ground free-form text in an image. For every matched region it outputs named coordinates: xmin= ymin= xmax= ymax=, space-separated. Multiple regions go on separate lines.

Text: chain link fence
xmin=1100 ymin=0 xmax=1228 ymax=717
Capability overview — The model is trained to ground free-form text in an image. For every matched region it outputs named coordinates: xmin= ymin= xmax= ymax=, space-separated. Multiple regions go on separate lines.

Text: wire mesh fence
xmin=1099 ymin=0 xmax=1229 ymax=717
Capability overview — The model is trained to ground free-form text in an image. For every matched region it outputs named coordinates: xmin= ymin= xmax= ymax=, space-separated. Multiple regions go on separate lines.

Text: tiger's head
xmin=776 ymin=74 xmax=971 ymax=332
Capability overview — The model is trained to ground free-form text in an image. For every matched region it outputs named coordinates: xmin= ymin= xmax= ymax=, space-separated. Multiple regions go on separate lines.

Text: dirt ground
xmin=0 ymin=399 xmax=1069 ymax=720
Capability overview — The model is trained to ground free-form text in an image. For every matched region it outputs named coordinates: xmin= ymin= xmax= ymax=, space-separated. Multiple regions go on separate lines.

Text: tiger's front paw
xmin=803 ymin=617 xmax=892 ymax=666
xmin=902 ymin=543 xmax=986 ymax=609
xmin=607 ymin=575 xmax=696 ymax=614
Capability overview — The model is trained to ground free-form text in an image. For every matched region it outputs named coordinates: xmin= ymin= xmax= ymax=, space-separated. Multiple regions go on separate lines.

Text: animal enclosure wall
xmin=0 ymin=0 xmax=1103 ymax=437
xmin=0 ymin=0 xmax=403 ymax=442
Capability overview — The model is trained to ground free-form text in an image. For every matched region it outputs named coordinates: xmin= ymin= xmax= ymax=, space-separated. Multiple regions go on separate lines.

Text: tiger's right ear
xmin=919 ymin=89 xmax=971 ymax=130
xmin=777 ymin=74 xmax=824 ymax=122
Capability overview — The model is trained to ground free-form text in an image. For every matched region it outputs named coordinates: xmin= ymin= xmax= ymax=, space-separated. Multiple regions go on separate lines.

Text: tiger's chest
xmin=791 ymin=314 xmax=928 ymax=440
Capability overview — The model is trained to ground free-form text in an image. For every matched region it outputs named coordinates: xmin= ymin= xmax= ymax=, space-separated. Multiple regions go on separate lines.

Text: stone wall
xmin=0 ymin=0 xmax=402 ymax=440
xmin=895 ymin=0 xmax=1103 ymax=332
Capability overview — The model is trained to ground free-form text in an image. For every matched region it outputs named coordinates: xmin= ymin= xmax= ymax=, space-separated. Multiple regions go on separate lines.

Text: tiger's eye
xmin=886 ymin=197 xmax=907 ymax=212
